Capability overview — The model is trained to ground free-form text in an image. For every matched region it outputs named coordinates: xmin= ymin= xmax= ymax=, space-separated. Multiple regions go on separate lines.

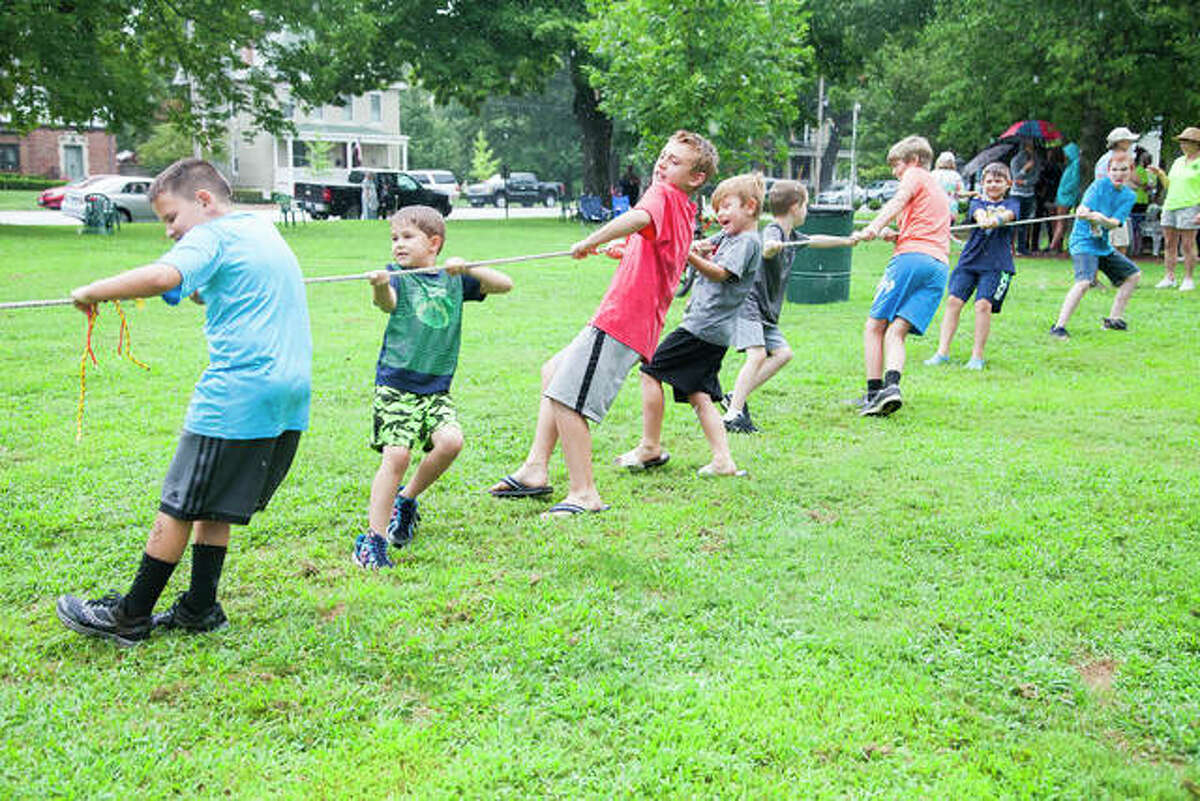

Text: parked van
xmin=408 ymin=170 xmax=460 ymax=204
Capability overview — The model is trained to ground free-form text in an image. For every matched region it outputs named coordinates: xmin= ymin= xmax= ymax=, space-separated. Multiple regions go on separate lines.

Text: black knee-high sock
xmin=885 ymin=370 xmax=902 ymax=387
xmin=186 ymin=543 xmax=227 ymax=611
xmin=122 ymin=553 xmax=177 ymax=619
xmin=866 ymin=378 xmax=884 ymax=397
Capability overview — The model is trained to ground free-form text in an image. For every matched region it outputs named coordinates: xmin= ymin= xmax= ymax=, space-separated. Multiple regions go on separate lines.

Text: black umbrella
xmin=959 ymin=141 xmax=1016 ymax=179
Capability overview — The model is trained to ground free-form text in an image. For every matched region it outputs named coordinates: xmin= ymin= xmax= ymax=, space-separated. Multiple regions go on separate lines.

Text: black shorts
xmin=159 ymin=431 xmax=301 ymax=525
xmin=640 ymin=327 xmax=727 ymax=404
xmin=947 ymin=267 xmax=1013 ymax=314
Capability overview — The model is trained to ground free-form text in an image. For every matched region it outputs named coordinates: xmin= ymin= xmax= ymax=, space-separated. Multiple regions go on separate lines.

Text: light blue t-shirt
xmin=160 ymin=212 xmax=312 ymax=438
xmin=1068 ymin=178 xmax=1136 ymax=257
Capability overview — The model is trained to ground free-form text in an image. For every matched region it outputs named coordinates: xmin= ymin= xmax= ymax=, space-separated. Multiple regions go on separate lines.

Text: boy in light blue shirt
xmin=56 ymin=158 xmax=312 ymax=646
xmin=1050 ymin=152 xmax=1142 ymax=339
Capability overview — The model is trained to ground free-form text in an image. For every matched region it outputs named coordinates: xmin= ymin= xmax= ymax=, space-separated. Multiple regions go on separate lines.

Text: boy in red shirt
xmin=851 ymin=135 xmax=951 ymax=417
xmin=489 ymin=130 xmax=717 ymax=514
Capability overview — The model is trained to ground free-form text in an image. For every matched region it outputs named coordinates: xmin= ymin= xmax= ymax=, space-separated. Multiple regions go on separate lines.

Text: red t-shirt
xmin=590 ymin=182 xmax=697 ymax=361
xmin=894 ymin=166 xmax=951 ymax=263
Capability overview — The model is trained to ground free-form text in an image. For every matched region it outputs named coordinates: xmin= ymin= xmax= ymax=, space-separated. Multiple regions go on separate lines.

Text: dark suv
xmin=294 ymin=171 xmax=452 ymax=220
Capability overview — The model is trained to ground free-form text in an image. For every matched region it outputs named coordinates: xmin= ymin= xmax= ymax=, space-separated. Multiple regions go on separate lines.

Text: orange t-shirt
xmin=894 ymin=167 xmax=951 ymax=264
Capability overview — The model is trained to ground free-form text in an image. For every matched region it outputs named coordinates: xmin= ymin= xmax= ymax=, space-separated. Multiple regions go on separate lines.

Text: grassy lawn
xmin=0 ymin=190 xmax=44 ymax=211
xmin=1 ymin=217 xmax=1197 ymax=798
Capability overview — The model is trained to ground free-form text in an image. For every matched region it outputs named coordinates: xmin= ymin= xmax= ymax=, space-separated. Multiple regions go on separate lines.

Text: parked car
xmin=465 ymin=172 xmax=563 ymax=207
xmin=39 ymin=175 xmax=115 ymax=211
xmin=815 ymin=181 xmax=866 ymax=208
xmin=865 ymin=179 xmax=899 ymax=208
xmin=408 ymin=169 xmax=460 ymax=203
xmin=294 ymin=170 xmax=452 ymax=220
xmin=60 ymin=175 xmax=156 ymax=223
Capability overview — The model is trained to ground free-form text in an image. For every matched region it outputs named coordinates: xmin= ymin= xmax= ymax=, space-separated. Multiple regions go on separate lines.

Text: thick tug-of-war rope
xmin=74 ymin=301 xmax=150 ymax=441
xmin=774 ymin=213 xmax=1080 ymax=248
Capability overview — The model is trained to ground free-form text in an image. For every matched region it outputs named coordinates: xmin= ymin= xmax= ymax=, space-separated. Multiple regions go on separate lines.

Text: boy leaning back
xmin=851 ymin=135 xmax=951 ymax=417
xmin=925 ymin=162 xmax=1020 ymax=370
xmin=355 ymin=206 xmax=512 ymax=568
xmin=723 ymin=179 xmax=857 ymax=432
xmin=57 ymin=158 xmax=312 ymax=646
xmin=488 ymin=130 xmax=717 ymax=515
xmin=620 ymin=173 xmax=763 ymax=477
xmin=1050 ymin=151 xmax=1141 ymax=339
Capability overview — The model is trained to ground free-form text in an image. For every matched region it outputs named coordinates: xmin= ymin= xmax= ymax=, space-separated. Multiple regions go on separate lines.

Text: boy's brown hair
xmin=149 ymin=158 xmax=233 ymax=202
xmin=389 ymin=205 xmax=446 ymax=252
xmin=670 ymin=129 xmax=719 ymax=181
xmin=768 ymin=179 xmax=808 ymax=216
xmin=711 ymin=173 xmax=765 ymax=216
xmin=981 ymin=162 xmax=1011 ymax=181
xmin=887 ymin=135 xmax=934 ymax=168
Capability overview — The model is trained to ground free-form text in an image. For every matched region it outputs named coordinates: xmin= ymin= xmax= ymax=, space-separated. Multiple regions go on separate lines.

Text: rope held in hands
xmin=773 ymin=213 xmax=1080 ymax=248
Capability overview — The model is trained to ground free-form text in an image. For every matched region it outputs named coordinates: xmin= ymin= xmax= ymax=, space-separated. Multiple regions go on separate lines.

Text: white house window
xmin=281 ymin=101 xmax=294 ymax=119
xmin=311 ymin=105 xmax=323 ymax=121
xmin=0 ymin=144 xmax=19 ymax=172
xmin=370 ymin=94 xmax=382 ymax=123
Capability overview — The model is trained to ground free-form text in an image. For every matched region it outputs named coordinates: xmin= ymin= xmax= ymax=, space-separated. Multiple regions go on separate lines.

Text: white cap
xmin=1106 ymin=126 xmax=1139 ymax=146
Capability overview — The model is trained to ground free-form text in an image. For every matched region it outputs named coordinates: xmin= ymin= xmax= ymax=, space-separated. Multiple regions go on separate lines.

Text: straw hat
xmin=1105 ymin=126 xmax=1139 ymax=146
xmin=1175 ymin=127 xmax=1200 ymax=144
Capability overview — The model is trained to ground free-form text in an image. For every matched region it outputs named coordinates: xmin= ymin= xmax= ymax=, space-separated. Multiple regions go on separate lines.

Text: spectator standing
xmin=1033 ymin=146 xmax=1064 ymax=253
xmin=619 ymin=164 xmax=642 ymax=204
xmin=1048 ymin=143 xmax=1081 ymax=255
xmin=1009 ymin=139 xmax=1042 ymax=254
xmin=1157 ymin=126 xmax=1200 ymax=291
xmin=931 ymin=151 xmax=966 ymax=219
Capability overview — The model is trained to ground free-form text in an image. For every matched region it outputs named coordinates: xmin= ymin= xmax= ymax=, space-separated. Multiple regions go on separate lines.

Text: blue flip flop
xmin=490 ymin=475 xmax=553 ymax=498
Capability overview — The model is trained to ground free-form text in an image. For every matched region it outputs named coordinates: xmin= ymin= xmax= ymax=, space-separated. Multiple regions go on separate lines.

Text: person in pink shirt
xmin=851 ymin=135 xmax=951 ymax=417
xmin=488 ymin=130 xmax=718 ymax=515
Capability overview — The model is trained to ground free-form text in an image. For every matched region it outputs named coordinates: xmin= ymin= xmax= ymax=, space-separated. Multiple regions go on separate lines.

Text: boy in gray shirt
xmin=617 ymin=174 xmax=764 ymax=478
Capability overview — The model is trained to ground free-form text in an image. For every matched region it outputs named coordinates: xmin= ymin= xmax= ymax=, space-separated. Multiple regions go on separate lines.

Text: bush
xmin=232 ymin=188 xmax=272 ymax=205
xmin=0 ymin=174 xmax=65 ymax=191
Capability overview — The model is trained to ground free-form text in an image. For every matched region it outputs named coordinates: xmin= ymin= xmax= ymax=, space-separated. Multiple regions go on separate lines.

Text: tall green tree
xmin=469 ymin=130 xmax=501 ymax=182
xmin=582 ymin=0 xmax=813 ymax=172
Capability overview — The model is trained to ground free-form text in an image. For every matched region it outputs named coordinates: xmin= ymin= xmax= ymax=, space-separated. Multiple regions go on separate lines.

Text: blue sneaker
xmin=386 ymin=491 xmax=420 ymax=548
xmin=353 ymin=531 xmax=394 ymax=569
xmin=924 ymin=353 xmax=950 ymax=366
xmin=964 ymin=357 xmax=986 ymax=370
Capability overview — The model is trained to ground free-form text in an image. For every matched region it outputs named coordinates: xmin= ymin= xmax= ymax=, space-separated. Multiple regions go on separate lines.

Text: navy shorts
xmin=947 ymin=267 xmax=1014 ymax=314
xmin=1071 ymin=252 xmax=1140 ymax=286
xmin=160 ymin=431 xmax=301 ymax=525
xmin=868 ymin=253 xmax=948 ymax=335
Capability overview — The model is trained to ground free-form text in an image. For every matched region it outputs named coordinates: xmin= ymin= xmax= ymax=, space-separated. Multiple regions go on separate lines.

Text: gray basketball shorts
xmin=544 ymin=325 xmax=641 ymax=423
xmin=732 ymin=316 xmax=790 ymax=354
xmin=160 ymin=430 xmax=301 ymax=525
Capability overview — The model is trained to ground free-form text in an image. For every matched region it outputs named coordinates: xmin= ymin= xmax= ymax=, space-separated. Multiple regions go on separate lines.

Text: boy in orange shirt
xmin=851 ymin=135 xmax=951 ymax=417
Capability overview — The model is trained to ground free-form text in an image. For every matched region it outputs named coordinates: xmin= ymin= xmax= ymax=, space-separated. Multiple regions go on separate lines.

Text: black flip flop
xmin=490 ymin=475 xmax=553 ymax=498
xmin=616 ymin=451 xmax=671 ymax=472
xmin=542 ymin=501 xmax=611 ymax=517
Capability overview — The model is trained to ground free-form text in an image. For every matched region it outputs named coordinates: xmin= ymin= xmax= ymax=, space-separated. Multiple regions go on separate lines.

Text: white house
xmin=224 ymin=87 xmax=410 ymax=199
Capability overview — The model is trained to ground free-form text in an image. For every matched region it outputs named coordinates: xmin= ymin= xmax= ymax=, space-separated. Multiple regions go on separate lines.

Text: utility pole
xmin=813 ymin=76 xmax=824 ymax=198
xmin=850 ymin=101 xmax=860 ymax=207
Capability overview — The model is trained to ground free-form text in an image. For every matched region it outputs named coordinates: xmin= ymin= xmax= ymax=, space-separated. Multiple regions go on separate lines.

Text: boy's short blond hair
xmin=149 ymin=158 xmax=232 ymax=202
xmin=389 ymin=205 xmax=446 ymax=252
xmin=768 ymin=179 xmax=807 ymax=216
xmin=711 ymin=173 xmax=765 ymax=216
xmin=887 ymin=136 xmax=934 ymax=168
xmin=935 ymin=151 xmax=956 ymax=169
xmin=670 ymin=130 xmax=719 ymax=181
xmin=981 ymin=162 xmax=1011 ymax=181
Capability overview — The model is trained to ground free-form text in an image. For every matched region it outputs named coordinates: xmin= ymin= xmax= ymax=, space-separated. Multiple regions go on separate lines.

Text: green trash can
xmin=786 ymin=205 xmax=854 ymax=304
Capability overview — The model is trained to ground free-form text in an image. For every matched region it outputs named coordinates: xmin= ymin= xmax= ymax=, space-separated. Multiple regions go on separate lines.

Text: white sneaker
xmin=1155 ymin=276 xmax=1176 ymax=289
xmin=1180 ymin=278 xmax=1196 ymax=292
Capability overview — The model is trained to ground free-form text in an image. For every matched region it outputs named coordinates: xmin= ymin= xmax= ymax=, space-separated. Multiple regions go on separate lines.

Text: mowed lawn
xmin=0 ymin=214 xmax=1198 ymax=798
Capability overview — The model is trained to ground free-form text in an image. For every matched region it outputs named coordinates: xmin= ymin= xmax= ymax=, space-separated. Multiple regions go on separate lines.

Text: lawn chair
xmin=82 ymin=194 xmax=120 ymax=235
xmin=611 ymin=194 xmax=631 ymax=214
xmin=576 ymin=194 xmax=612 ymax=223
xmin=1138 ymin=204 xmax=1163 ymax=257
xmin=273 ymin=192 xmax=303 ymax=227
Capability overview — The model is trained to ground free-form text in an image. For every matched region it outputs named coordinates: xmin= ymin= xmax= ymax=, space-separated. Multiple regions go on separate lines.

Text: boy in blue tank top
xmin=56 ymin=158 xmax=312 ymax=646
xmin=355 ymin=205 xmax=513 ymax=568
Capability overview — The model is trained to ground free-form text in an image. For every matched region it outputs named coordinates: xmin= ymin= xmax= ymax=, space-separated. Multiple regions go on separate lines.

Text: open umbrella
xmin=999 ymin=119 xmax=1062 ymax=142
xmin=959 ymin=141 xmax=1016 ymax=179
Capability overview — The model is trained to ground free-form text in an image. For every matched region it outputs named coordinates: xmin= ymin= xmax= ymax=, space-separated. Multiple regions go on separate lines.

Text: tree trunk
xmin=570 ymin=58 xmax=613 ymax=199
xmin=1078 ymin=105 xmax=1105 ymax=183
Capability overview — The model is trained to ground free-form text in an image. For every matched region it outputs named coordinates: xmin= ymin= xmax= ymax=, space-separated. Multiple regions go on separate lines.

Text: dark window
xmin=0 ymin=144 xmax=19 ymax=172
xmin=292 ymin=141 xmax=309 ymax=167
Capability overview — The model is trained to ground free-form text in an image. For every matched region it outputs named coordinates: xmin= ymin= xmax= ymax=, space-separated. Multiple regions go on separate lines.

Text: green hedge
xmin=232 ymin=188 xmax=273 ymax=205
xmin=0 ymin=174 xmax=65 ymax=191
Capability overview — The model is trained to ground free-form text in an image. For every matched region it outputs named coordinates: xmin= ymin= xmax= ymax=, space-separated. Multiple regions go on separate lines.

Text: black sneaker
xmin=723 ymin=412 xmax=759 ymax=434
xmin=1101 ymin=317 xmax=1128 ymax=331
xmin=152 ymin=592 xmax=230 ymax=633
xmin=859 ymin=385 xmax=902 ymax=417
xmin=1049 ymin=325 xmax=1070 ymax=340
xmin=843 ymin=393 xmax=870 ymax=410
xmin=56 ymin=592 xmax=152 ymax=647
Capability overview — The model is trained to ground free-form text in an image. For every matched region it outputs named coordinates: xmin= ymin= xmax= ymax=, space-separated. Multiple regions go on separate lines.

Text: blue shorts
xmin=1071 ymin=252 xmax=1140 ymax=286
xmin=947 ymin=266 xmax=1014 ymax=314
xmin=868 ymin=253 xmax=948 ymax=335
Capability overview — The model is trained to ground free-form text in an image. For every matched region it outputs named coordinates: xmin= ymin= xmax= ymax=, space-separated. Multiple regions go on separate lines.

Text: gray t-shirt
xmin=681 ymin=230 xmax=762 ymax=346
xmin=742 ymin=222 xmax=808 ymax=325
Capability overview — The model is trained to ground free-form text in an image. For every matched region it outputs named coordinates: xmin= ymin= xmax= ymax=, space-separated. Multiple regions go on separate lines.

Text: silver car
xmin=61 ymin=176 xmax=157 ymax=223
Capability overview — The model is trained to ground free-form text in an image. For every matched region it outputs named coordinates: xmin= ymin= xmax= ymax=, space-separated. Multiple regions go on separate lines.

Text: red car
xmin=37 ymin=176 xmax=108 ymax=210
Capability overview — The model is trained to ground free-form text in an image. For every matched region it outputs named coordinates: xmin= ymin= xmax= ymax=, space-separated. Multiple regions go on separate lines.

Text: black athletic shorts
xmin=640 ymin=327 xmax=727 ymax=404
xmin=159 ymin=430 xmax=301 ymax=525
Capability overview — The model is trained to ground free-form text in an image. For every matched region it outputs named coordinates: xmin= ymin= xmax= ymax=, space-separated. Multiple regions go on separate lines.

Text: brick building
xmin=0 ymin=127 xmax=117 ymax=180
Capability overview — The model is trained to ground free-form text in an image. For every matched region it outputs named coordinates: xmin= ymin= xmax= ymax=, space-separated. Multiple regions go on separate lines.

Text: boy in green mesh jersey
xmin=354 ymin=205 xmax=512 ymax=568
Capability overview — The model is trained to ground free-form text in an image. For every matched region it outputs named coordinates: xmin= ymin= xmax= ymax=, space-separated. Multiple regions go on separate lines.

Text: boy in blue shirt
xmin=925 ymin=162 xmax=1021 ymax=369
xmin=1050 ymin=152 xmax=1142 ymax=339
xmin=355 ymin=206 xmax=512 ymax=568
xmin=56 ymin=158 xmax=312 ymax=646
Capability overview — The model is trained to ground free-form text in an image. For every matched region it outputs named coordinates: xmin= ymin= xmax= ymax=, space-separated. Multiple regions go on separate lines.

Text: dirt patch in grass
xmin=319 ymin=602 xmax=346 ymax=623
xmin=1078 ymin=658 xmax=1118 ymax=694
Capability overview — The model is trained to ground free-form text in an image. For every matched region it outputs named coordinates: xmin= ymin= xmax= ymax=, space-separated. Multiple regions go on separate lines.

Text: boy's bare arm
xmin=70 ymin=263 xmax=183 ymax=312
xmin=1076 ymin=204 xmax=1119 ymax=229
xmin=367 ymin=271 xmax=398 ymax=312
xmin=856 ymin=183 xmax=914 ymax=241
xmin=444 ymin=258 xmax=513 ymax=294
xmin=687 ymin=249 xmax=731 ymax=282
xmin=570 ymin=209 xmax=653 ymax=258
xmin=806 ymin=234 xmax=859 ymax=249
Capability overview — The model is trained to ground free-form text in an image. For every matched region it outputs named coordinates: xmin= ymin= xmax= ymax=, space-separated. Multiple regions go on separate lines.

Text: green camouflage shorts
xmin=371 ymin=386 xmax=459 ymax=453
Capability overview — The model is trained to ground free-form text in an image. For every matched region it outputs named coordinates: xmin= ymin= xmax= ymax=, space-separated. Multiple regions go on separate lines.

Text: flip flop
xmin=696 ymin=465 xmax=749 ymax=478
xmin=541 ymin=501 xmax=611 ymax=518
xmin=614 ymin=450 xmax=671 ymax=471
xmin=489 ymin=475 xmax=553 ymax=498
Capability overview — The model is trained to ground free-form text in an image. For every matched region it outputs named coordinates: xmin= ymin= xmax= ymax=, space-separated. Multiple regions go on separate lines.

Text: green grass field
xmin=1 ymin=216 xmax=1198 ymax=798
